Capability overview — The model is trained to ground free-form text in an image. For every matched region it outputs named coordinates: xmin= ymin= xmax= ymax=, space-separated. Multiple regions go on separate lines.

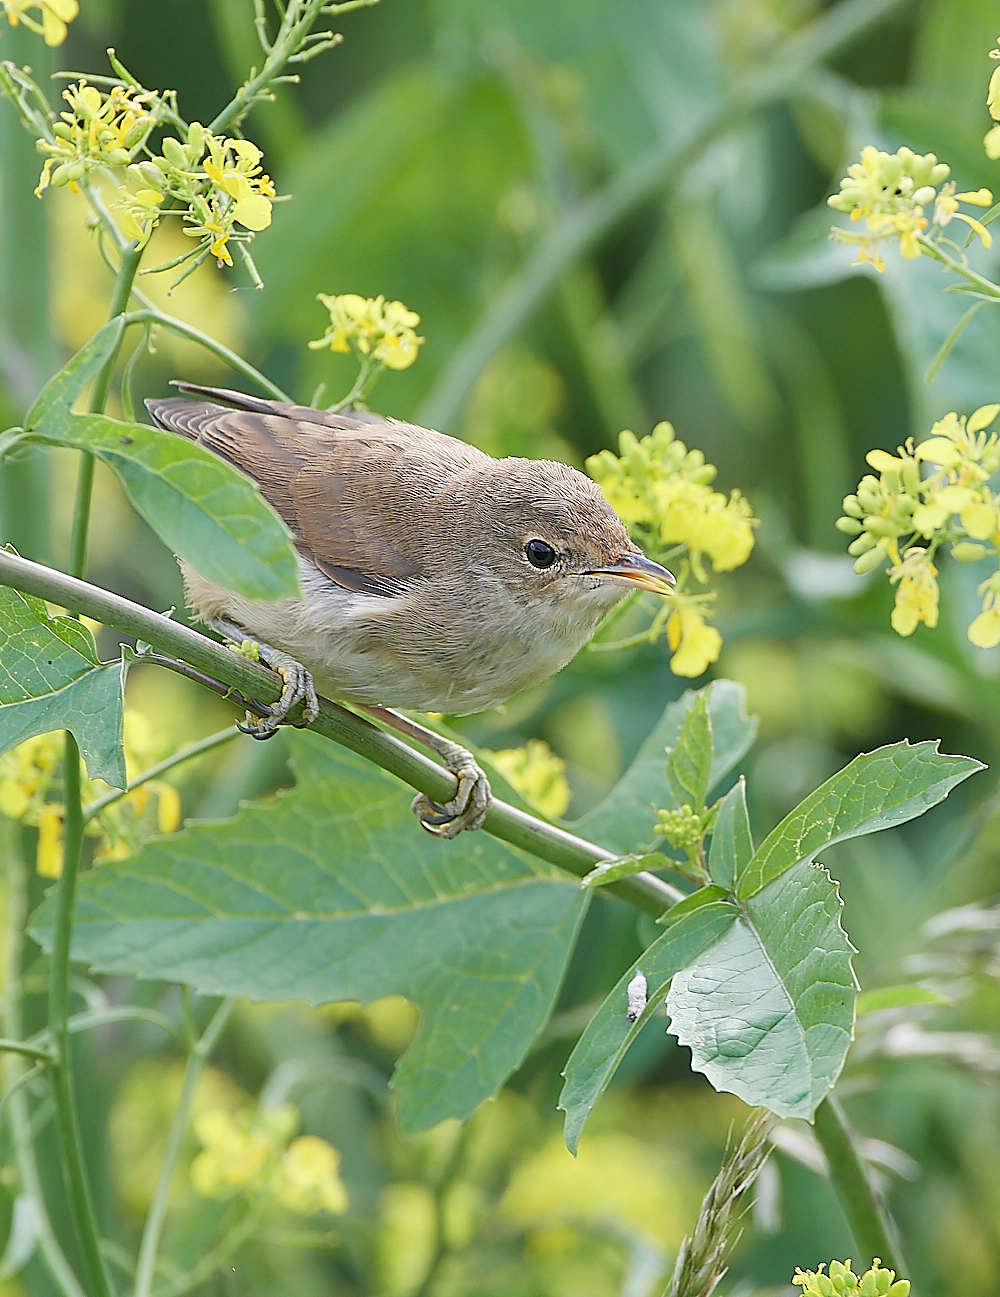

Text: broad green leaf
xmin=24 ymin=324 xmax=301 ymax=602
xmin=576 ymin=681 xmax=756 ymax=854
xmin=856 ymin=985 xmax=948 ymax=1014
xmin=558 ymin=900 xmax=738 ymax=1153
xmin=0 ymin=586 xmax=125 ymax=785
xmin=666 ymin=694 xmax=711 ymax=810
xmin=708 ymin=776 xmax=753 ymax=890
xmin=667 ymin=861 xmax=857 ymax=1119
xmin=656 ymin=885 xmax=731 ymax=928
xmin=29 ymin=731 xmax=588 ymax=1134
xmin=580 ymin=853 xmax=664 ymax=889
xmin=736 ymin=742 xmax=984 ymax=901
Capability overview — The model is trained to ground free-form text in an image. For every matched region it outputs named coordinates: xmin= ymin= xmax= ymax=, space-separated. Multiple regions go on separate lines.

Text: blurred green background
xmin=3 ymin=0 xmax=1000 ymax=1293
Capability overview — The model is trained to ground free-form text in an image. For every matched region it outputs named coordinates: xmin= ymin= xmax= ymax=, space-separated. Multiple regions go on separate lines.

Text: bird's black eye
xmin=524 ymin=538 xmax=558 ymax=569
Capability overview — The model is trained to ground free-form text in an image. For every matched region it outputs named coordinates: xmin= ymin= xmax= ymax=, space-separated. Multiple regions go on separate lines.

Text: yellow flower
xmin=36 ymin=805 xmax=64 ymax=879
xmin=190 ymin=1109 xmax=278 ymax=1198
xmin=2 ymin=0 xmax=78 ymax=44
xmin=667 ymin=607 xmax=722 ymax=677
xmin=969 ymin=608 xmax=1000 ymax=648
xmin=888 ymin=548 xmax=938 ymax=636
xmin=155 ymin=783 xmax=181 ymax=835
xmin=309 ymin=293 xmax=424 ymax=370
xmin=273 ymin=1136 xmax=349 ymax=1216
xmin=487 ymin=740 xmax=571 ymax=818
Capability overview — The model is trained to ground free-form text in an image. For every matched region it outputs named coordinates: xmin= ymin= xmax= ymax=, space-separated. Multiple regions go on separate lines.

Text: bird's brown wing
xmin=145 ymin=393 xmax=486 ymax=597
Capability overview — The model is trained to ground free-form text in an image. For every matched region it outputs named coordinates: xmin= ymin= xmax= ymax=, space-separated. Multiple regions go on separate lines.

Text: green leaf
xmin=656 ymin=885 xmax=731 ymax=928
xmin=667 ymin=861 xmax=857 ymax=1119
xmin=666 ymin=694 xmax=712 ymax=810
xmin=558 ymin=900 xmax=738 ymax=1153
xmin=0 ymin=586 xmax=125 ymax=785
xmin=29 ymin=731 xmax=588 ymax=1134
xmin=24 ymin=324 xmax=301 ymax=602
xmin=580 ymin=853 xmax=664 ymax=889
xmin=736 ymin=742 xmax=984 ymax=901
xmin=856 ymin=985 xmax=949 ymax=1014
xmin=708 ymin=776 xmax=753 ymax=890
xmin=576 ymin=681 xmax=757 ymax=854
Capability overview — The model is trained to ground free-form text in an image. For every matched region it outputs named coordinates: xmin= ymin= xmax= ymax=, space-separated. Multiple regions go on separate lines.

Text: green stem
xmin=917 ymin=236 xmax=1000 ymax=300
xmin=813 ymin=1096 xmax=906 ymax=1278
xmin=68 ymin=244 xmax=143 ymax=580
xmin=1 ymin=829 xmax=88 ymax=1297
xmin=133 ymin=998 xmax=236 ymax=1297
xmin=83 ymin=724 xmax=240 ymax=822
xmin=48 ymin=732 xmax=116 ymax=1297
xmin=0 ymin=22 xmax=53 ymax=562
xmin=121 ymin=304 xmax=292 ymax=401
xmin=0 ymin=1037 xmax=53 ymax=1061
xmin=328 ymin=356 xmax=380 ymax=412
xmin=0 ymin=549 xmax=684 ymax=919
xmin=151 ymin=1201 xmax=263 ymax=1297
xmin=416 ymin=0 xmax=915 ymax=431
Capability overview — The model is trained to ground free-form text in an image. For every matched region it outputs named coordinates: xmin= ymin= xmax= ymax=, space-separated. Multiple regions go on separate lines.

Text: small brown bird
xmin=146 ymin=385 xmax=675 ymax=835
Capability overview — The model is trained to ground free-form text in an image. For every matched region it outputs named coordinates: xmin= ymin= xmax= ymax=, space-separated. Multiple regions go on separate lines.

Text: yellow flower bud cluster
xmin=1 ymin=0 xmax=78 ymax=46
xmin=486 ymin=739 xmax=571 ymax=819
xmin=827 ymin=146 xmax=992 ymax=271
xmin=309 ymin=293 xmax=424 ymax=371
xmin=0 ymin=712 xmax=183 ymax=878
xmin=585 ymin=423 xmax=755 ymax=679
xmin=655 ymin=803 xmax=713 ymax=854
xmin=35 ymin=80 xmax=160 ymax=198
xmin=792 ymin=1258 xmax=909 ymax=1297
xmin=191 ymin=1104 xmax=348 ymax=1217
xmin=117 ymin=125 xmax=275 ymax=277
xmin=839 ymin=405 xmax=1000 ymax=645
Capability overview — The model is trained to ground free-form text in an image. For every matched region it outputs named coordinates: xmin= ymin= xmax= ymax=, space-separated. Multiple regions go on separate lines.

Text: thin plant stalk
xmin=813 ymin=1096 xmax=905 ymax=1277
xmin=1 ymin=834 xmax=87 ymax=1297
xmin=68 ymin=243 xmax=143 ymax=581
xmin=132 ymin=997 xmax=236 ymax=1297
xmin=48 ymin=732 xmax=116 ymax=1297
xmin=83 ymin=724 xmax=241 ymax=822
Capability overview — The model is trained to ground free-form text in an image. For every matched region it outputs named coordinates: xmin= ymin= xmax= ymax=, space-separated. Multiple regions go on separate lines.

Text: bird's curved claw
xmin=410 ymin=742 xmax=491 ymax=838
xmin=211 ymin=619 xmax=319 ymax=740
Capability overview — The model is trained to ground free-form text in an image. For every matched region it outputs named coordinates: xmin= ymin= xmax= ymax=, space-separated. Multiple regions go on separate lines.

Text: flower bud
xmin=854 ymin=543 xmax=888 ymax=575
xmin=929 ymin=163 xmax=951 ymax=185
xmin=951 ymin=542 xmax=988 ymax=562
xmin=848 ymin=532 xmax=877 ymax=555
xmin=842 ymin=494 xmax=864 ymax=518
xmin=51 ymin=160 xmax=84 ymax=186
xmin=863 ymin=516 xmax=901 ymax=538
xmin=105 ymin=147 xmax=129 ymax=167
xmin=912 ymin=185 xmax=936 ymax=205
xmin=187 ymin=121 xmax=206 ymax=160
xmin=835 ymin=517 xmax=863 ymax=534
xmin=53 ymin=122 xmax=74 ymax=141
xmin=161 ymin=136 xmax=189 ymax=169
xmin=133 ymin=160 xmax=165 ymax=190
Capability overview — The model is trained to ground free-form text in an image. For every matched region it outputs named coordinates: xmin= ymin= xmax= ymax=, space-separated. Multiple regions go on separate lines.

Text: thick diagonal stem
xmin=813 ymin=1096 xmax=906 ymax=1278
xmin=0 ymin=550 xmax=683 ymax=918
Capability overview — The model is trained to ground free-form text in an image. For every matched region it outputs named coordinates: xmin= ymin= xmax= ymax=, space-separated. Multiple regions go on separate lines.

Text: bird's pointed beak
xmin=585 ymin=552 xmax=676 ymax=595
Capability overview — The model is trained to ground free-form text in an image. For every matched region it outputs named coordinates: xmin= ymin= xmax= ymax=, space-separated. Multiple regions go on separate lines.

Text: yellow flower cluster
xmin=191 ymin=1104 xmax=348 ymax=1217
xmin=792 ymin=1258 xmax=909 ymax=1297
xmin=586 ymin=424 xmax=755 ymax=574
xmin=118 ymin=125 xmax=275 ymax=269
xmin=586 ymin=422 xmax=755 ymax=678
xmin=35 ymin=80 xmax=159 ymax=197
xmin=486 ymin=740 xmax=571 ymax=819
xmin=0 ymin=712 xmax=183 ymax=877
xmin=838 ymin=405 xmax=1000 ymax=645
xmin=309 ymin=293 xmax=424 ymax=371
xmin=1 ymin=0 xmax=77 ymax=45
xmin=827 ymin=146 xmax=992 ymax=271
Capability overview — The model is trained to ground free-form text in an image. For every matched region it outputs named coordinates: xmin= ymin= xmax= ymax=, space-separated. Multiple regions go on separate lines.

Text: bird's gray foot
xmin=406 ymin=735 xmax=491 ymax=838
xmin=210 ymin=617 xmax=319 ymax=740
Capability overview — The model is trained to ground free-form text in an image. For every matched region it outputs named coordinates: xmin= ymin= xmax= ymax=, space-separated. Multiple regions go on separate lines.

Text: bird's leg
xmin=355 ymin=706 xmax=492 ymax=838
xmin=209 ymin=617 xmax=319 ymax=740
